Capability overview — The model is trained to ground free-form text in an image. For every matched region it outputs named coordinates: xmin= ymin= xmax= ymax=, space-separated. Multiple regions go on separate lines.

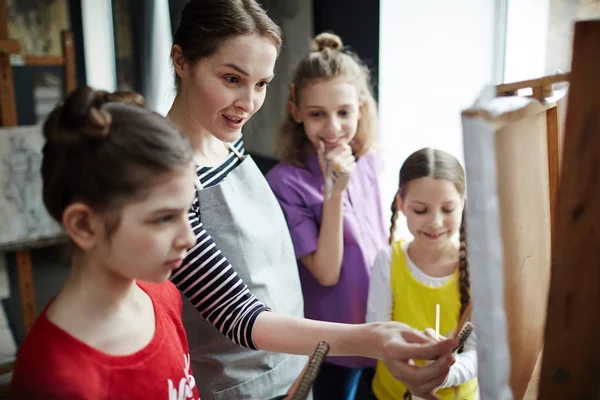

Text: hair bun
xmin=311 ymin=32 xmax=343 ymax=52
xmin=43 ymin=86 xmax=147 ymax=144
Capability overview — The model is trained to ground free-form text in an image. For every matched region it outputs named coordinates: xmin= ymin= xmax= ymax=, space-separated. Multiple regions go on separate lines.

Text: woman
xmin=167 ymin=1 xmax=456 ymax=399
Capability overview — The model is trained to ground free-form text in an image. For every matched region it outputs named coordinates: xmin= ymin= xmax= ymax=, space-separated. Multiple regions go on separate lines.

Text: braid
xmin=389 ymin=196 xmax=399 ymax=245
xmin=458 ymin=207 xmax=471 ymax=321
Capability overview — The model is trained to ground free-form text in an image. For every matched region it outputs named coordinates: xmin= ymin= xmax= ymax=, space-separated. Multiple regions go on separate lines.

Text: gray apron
xmin=182 ymin=153 xmax=308 ymax=400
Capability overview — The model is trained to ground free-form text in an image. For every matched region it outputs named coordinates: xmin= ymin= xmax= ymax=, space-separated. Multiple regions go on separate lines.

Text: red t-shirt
xmin=9 ymin=281 xmax=200 ymax=400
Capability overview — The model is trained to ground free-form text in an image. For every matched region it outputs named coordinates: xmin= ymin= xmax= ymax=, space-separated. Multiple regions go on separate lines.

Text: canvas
xmin=0 ymin=125 xmax=64 ymax=251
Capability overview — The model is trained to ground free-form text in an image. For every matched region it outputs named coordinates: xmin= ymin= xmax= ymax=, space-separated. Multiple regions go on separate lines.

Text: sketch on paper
xmin=0 ymin=125 xmax=64 ymax=250
xmin=6 ymin=0 xmax=70 ymax=57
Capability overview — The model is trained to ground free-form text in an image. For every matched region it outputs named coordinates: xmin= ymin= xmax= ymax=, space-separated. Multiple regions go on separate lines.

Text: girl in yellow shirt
xmin=367 ymin=148 xmax=478 ymax=400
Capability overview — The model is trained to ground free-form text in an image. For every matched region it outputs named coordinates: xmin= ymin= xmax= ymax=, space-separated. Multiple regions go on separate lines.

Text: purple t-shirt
xmin=266 ymin=151 xmax=388 ymax=368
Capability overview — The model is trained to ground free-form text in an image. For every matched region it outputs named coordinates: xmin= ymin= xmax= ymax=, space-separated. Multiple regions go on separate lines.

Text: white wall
xmin=504 ymin=0 xmax=550 ymax=83
xmin=80 ymin=0 xmax=174 ymax=113
xmin=81 ymin=0 xmax=117 ymax=91
xmin=146 ymin=0 xmax=176 ymax=115
xmin=378 ymin=0 xmax=501 ymax=240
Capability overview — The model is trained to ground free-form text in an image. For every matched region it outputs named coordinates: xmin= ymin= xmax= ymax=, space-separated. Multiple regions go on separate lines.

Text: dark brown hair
xmin=172 ymin=0 xmax=283 ymax=90
xmin=41 ymin=86 xmax=193 ymax=235
xmin=390 ymin=148 xmax=470 ymax=322
xmin=275 ymin=32 xmax=378 ymax=167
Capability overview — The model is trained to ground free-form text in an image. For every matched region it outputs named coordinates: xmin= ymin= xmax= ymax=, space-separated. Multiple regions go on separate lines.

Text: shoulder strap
xmin=225 ymin=142 xmax=244 ymax=160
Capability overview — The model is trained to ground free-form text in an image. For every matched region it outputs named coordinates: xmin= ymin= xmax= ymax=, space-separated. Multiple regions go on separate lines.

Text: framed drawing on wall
xmin=5 ymin=0 xmax=70 ymax=57
xmin=0 ymin=125 xmax=65 ymax=251
xmin=5 ymin=0 xmax=72 ymax=125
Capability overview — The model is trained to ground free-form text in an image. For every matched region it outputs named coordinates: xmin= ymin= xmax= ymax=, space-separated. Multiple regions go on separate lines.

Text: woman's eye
xmin=413 ymin=209 xmax=426 ymax=215
xmin=224 ymin=76 xmax=240 ymax=84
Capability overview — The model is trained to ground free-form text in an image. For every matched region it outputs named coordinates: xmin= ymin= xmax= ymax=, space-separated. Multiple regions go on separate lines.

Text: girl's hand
xmin=420 ymin=328 xmax=454 ymax=395
xmin=421 ymin=329 xmax=449 ymax=369
xmin=372 ymin=322 xmax=456 ymax=400
xmin=318 ymin=140 xmax=356 ymax=199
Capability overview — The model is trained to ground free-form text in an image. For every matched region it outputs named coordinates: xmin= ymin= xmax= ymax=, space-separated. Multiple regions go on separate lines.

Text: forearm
xmin=439 ymin=333 xmax=478 ymax=388
xmin=255 ymin=311 xmax=459 ymax=399
xmin=252 ymin=312 xmax=382 ymax=359
xmin=171 ymin=217 xmax=267 ymax=349
xmin=303 ymin=194 xmax=345 ymax=286
xmin=439 ymin=350 xmax=477 ymax=388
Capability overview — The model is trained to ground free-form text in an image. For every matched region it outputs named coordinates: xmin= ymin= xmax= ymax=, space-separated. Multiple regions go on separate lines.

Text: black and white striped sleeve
xmin=169 ymin=206 xmax=268 ymax=350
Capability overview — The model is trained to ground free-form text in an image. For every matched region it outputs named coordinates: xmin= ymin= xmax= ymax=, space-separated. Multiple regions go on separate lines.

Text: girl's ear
xmin=358 ymin=100 xmax=365 ymax=121
xmin=288 ymin=101 xmax=302 ymax=124
xmin=396 ymin=192 xmax=405 ymax=216
xmin=62 ymin=203 xmax=104 ymax=250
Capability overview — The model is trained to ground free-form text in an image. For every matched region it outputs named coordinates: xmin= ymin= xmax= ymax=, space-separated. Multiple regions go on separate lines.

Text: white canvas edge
xmin=461 ymin=104 xmax=513 ymax=400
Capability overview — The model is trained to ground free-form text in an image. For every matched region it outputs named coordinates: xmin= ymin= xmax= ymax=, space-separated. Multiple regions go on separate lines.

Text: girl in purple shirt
xmin=266 ymin=32 xmax=388 ymax=400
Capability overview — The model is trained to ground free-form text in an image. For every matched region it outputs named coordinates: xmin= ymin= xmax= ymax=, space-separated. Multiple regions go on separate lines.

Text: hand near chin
xmin=318 ymin=140 xmax=356 ymax=199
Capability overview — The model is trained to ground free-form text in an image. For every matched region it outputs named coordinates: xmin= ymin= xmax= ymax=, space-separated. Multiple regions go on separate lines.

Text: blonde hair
xmin=275 ymin=32 xmax=378 ymax=167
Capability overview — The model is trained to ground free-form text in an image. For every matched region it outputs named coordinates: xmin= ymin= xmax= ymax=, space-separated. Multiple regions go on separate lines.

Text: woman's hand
xmin=422 ymin=328 xmax=453 ymax=342
xmin=318 ymin=140 xmax=356 ymax=199
xmin=371 ymin=322 xmax=456 ymax=400
xmin=253 ymin=315 xmax=456 ymax=399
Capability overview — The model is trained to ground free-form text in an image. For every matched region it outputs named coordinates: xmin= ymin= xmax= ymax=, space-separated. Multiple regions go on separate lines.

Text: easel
xmin=0 ymin=0 xmax=76 ymax=391
xmin=494 ymin=73 xmax=569 ymax=400
xmin=497 ymin=74 xmax=568 ymax=400
xmin=461 ymin=70 xmax=568 ymax=398
xmin=538 ymin=20 xmax=600 ymax=399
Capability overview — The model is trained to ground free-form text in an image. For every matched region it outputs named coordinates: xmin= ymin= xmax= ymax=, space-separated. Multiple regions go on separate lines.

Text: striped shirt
xmin=170 ymin=137 xmax=267 ymax=350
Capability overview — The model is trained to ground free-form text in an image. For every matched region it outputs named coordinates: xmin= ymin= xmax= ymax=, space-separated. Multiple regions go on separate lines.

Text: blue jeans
xmin=313 ymin=363 xmax=376 ymax=400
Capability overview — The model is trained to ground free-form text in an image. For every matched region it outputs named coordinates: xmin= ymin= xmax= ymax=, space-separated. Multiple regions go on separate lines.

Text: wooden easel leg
xmin=0 ymin=53 xmax=17 ymax=126
xmin=61 ymin=30 xmax=76 ymax=95
xmin=15 ymin=251 xmax=35 ymax=335
xmin=545 ymin=105 xmax=560 ymax=244
xmin=539 ymin=20 xmax=600 ymax=398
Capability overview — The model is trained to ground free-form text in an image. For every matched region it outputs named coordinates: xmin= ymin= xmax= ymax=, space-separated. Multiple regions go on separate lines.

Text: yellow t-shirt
xmin=372 ymin=240 xmax=478 ymax=400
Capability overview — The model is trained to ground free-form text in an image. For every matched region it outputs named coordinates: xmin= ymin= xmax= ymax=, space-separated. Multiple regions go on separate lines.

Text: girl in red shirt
xmin=9 ymin=86 xmax=200 ymax=400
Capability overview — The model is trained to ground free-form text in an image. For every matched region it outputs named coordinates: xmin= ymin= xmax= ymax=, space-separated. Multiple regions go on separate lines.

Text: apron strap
xmin=194 ymin=142 xmax=244 ymax=219
xmin=194 ymin=179 xmax=203 ymax=220
xmin=225 ymin=142 xmax=245 ymax=161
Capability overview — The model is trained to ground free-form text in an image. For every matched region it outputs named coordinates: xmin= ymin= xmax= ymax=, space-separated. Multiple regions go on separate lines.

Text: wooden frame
xmin=495 ymin=72 xmax=568 ymax=244
xmin=460 ymin=75 xmax=567 ymax=399
xmin=496 ymin=73 xmax=570 ymax=101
